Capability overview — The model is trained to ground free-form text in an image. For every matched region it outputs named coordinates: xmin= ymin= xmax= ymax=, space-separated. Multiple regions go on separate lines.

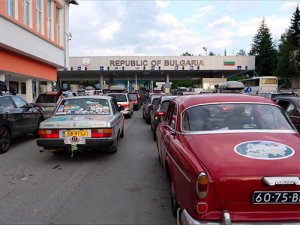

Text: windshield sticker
xmin=234 ymin=141 xmax=294 ymax=160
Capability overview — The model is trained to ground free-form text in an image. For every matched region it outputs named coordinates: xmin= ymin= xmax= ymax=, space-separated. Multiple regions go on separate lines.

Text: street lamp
xmin=203 ymin=46 xmax=207 ymax=56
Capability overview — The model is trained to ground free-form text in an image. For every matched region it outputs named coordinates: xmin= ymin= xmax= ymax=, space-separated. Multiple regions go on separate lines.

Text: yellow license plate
xmin=65 ymin=130 xmax=89 ymax=137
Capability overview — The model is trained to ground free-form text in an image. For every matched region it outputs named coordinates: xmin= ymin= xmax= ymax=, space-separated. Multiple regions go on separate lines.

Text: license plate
xmin=64 ymin=136 xmax=86 ymax=145
xmin=64 ymin=130 xmax=89 ymax=137
xmin=253 ymin=191 xmax=300 ymax=204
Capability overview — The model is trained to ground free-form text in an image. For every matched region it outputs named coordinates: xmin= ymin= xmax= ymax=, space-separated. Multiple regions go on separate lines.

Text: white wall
xmin=0 ymin=17 xmax=64 ymax=67
xmin=69 ymin=56 xmax=255 ymax=71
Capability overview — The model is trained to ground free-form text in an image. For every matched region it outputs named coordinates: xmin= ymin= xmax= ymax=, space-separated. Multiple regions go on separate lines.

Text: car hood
xmin=187 ymin=132 xmax=300 ymax=203
xmin=40 ymin=115 xmax=112 ymax=129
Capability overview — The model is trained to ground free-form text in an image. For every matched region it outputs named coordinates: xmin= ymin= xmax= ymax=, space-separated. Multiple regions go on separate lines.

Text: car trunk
xmin=40 ymin=115 xmax=111 ymax=129
xmin=188 ymin=132 xmax=300 ymax=204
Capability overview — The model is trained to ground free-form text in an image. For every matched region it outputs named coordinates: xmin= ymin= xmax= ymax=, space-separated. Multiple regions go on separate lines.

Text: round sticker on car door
xmin=234 ymin=141 xmax=294 ymax=160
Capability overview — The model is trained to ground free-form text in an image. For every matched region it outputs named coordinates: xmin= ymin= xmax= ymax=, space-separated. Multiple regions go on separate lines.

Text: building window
xmin=36 ymin=0 xmax=43 ymax=33
xmin=47 ymin=0 xmax=53 ymax=39
xmin=23 ymin=0 xmax=31 ymax=26
xmin=21 ymin=83 xmax=26 ymax=94
xmin=9 ymin=81 xmax=19 ymax=94
xmin=56 ymin=6 xmax=61 ymax=44
xmin=6 ymin=0 xmax=16 ymax=18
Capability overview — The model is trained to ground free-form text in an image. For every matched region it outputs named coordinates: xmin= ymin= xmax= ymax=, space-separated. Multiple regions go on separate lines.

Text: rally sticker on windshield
xmin=234 ymin=141 xmax=294 ymax=160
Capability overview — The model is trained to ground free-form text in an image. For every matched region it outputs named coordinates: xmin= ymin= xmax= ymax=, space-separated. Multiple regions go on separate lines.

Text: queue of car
xmin=2 ymin=81 xmax=300 ymax=223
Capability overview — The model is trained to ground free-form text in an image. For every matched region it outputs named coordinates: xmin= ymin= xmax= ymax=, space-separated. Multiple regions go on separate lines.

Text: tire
xmin=119 ymin=127 xmax=124 ymax=138
xmin=0 ymin=127 xmax=11 ymax=154
xmin=127 ymin=113 xmax=132 ymax=118
xmin=153 ymin=130 xmax=157 ymax=141
xmin=107 ymin=137 xmax=118 ymax=154
xmin=170 ymin=181 xmax=179 ymax=217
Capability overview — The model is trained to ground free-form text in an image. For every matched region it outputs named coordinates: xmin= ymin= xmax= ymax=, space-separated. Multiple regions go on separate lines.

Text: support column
xmin=46 ymin=81 xmax=52 ymax=92
xmin=135 ymin=74 xmax=138 ymax=91
xmin=26 ymin=79 xmax=33 ymax=103
xmin=165 ymin=73 xmax=170 ymax=94
xmin=100 ymin=74 xmax=104 ymax=91
xmin=0 ymin=74 xmax=5 ymax=82
xmin=36 ymin=81 xmax=40 ymax=97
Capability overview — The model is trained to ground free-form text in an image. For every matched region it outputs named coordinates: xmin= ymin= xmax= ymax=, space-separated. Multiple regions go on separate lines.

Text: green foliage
xmin=276 ymin=32 xmax=295 ymax=87
xmin=290 ymin=6 xmax=300 ymax=48
xmin=249 ymin=18 xmax=277 ymax=76
xmin=171 ymin=80 xmax=195 ymax=89
xmin=236 ymin=49 xmax=246 ymax=56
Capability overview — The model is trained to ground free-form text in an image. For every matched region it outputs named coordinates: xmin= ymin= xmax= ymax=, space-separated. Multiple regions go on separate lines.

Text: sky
xmin=68 ymin=0 xmax=299 ymax=57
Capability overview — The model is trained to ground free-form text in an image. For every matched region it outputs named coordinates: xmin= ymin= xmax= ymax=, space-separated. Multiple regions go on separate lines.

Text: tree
xmin=289 ymin=6 xmax=300 ymax=75
xmin=276 ymin=6 xmax=300 ymax=88
xmin=236 ymin=49 xmax=246 ymax=56
xmin=275 ymin=31 xmax=295 ymax=87
xmin=289 ymin=5 xmax=300 ymax=48
xmin=181 ymin=52 xmax=193 ymax=56
xmin=209 ymin=51 xmax=215 ymax=56
xmin=249 ymin=18 xmax=277 ymax=76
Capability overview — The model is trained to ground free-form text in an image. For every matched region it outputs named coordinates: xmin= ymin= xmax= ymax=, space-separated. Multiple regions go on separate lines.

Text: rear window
xmin=182 ymin=103 xmax=294 ymax=132
xmin=56 ymin=98 xmax=110 ymax=115
xmin=161 ymin=100 xmax=170 ymax=111
xmin=107 ymin=94 xmax=127 ymax=102
xmin=36 ymin=94 xmax=58 ymax=103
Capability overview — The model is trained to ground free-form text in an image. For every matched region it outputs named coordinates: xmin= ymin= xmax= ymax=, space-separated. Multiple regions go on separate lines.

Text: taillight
xmin=155 ymin=111 xmax=166 ymax=117
xmin=196 ymin=172 xmax=209 ymax=198
xmin=39 ymin=129 xmax=59 ymax=138
xmin=121 ymin=103 xmax=130 ymax=108
xmin=133 ymin=100 xmax=138 ymax=104
xmin=91 ymin=129 xmax=112 ymax=138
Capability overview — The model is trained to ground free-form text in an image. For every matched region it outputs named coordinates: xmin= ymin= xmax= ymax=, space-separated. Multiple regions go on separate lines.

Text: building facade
xmin=58 ymin=55 xmax=255 ymax=92
xmin=0 ymin=0 xmax=77 ymax=102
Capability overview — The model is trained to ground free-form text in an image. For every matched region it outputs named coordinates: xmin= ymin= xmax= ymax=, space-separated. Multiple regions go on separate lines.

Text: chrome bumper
xmin=178 ymin=208 xmax=300 ymax=225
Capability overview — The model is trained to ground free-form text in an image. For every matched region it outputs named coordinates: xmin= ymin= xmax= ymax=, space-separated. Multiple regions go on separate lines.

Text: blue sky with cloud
xmin=69 ymin=0 xmax=298 ymax=57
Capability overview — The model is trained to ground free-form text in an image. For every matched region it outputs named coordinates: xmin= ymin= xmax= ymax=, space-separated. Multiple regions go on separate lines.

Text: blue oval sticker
xmin=234 ymin=141 xmax=294 ymax=160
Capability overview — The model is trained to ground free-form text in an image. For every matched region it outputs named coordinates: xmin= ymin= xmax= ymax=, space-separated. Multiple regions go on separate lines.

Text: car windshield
xmin=55 ymin=98 xmax=111 ymax=115
xmin=182 ymin=103 xmax=294 ymax=132
xmin=107 ymin=94 xmax=127 ymax=102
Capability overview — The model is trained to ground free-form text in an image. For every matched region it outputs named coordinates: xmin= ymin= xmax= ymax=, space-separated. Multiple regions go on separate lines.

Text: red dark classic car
xmin=156 ymin=94 xmax=300 ymax=225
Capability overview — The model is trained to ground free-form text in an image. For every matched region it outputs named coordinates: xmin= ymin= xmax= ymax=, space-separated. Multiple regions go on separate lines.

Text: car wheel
xmin=107 ymin=137 xmax=118 ymax=154
xmin=127 ymin=113 xmax=132 ymax=118
xmin=119 ymin=127 xmax=124 ymax=138
xmin=0 ymin=127 xmax=11 ymax=154
xmin=170 ymin=181 xmax=179 ymax=217
xmin=153 ymin=130 xmax=157 ymax=141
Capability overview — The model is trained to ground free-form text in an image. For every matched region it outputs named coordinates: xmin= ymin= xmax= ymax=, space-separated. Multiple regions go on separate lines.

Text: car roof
xmin=160 ymin=95 xmax=177 ymax=101
xmin=173 ymin=93 xmax=276 ymax=109
xmin=62 ymin=96 xmax=113 ymax=100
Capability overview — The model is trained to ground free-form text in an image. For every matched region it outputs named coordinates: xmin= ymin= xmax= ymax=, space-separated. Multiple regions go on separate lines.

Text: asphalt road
xmin=0 ymin=109 xmax=176 ymax=224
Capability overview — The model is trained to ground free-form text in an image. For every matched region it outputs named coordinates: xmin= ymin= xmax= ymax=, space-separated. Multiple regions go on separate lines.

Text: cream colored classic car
xmin=37 ymin=96 xmax=124 ymax=155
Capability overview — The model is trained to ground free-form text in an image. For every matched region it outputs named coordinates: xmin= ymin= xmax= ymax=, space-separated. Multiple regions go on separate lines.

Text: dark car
xmin=128 ymin=92 xmax=141 ymax=110
xmin=273 ymin=96 xmax=300 ymax=132
xmin=142 ymin=93 xmax=164 ymax=124
xmin=259 ymin=92 xmax=296 ymax=100
xmin=0 ymin=93 xmax=44 ymax=153
xmin=34 ymin=91 xmax=61 ymax=119
xmin=150 ymin=95 xmax=176 ymax=140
